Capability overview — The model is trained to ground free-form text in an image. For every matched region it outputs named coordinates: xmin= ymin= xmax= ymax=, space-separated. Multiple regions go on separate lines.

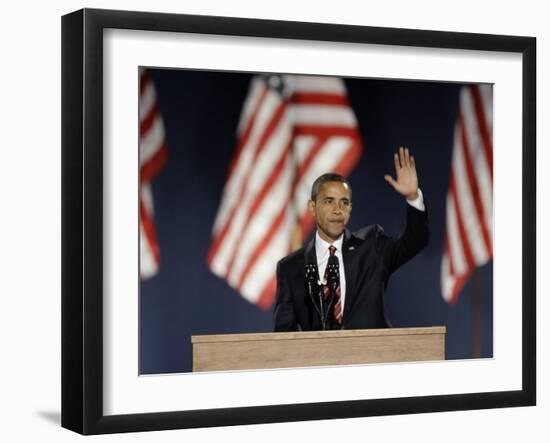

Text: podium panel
xmin=192 ymin=326 xmax=446 ymax=372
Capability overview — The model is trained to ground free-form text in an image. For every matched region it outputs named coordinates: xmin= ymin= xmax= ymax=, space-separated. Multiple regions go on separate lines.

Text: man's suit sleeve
xmin=380 ymin=203 xmax=429 ymax=274
xmin=273 ymin=260 xmax=299 ymax=332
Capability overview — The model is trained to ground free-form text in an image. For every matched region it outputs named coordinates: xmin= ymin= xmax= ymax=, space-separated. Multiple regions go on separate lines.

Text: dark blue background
xmin=140 ymin=69 xmax=493 ymax=374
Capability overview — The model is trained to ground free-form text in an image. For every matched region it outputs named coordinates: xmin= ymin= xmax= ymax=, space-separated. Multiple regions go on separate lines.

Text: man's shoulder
xmin=350 ymin=224 xmax=386 ymax=242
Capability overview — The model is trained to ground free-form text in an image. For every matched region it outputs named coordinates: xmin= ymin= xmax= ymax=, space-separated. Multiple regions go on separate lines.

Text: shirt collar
xmin=315 ymin=231 xmax=344 ymax=260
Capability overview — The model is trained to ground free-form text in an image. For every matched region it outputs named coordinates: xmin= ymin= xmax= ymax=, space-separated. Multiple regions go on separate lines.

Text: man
xmin=273 ymin=147 xmax=429 ymax=331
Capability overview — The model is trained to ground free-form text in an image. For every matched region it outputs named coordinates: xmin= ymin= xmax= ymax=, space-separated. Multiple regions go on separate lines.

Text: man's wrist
xmin=406 ymin=188 xmax=425 ymax=211
xmin=406 ymin=190 xmax=419 ymax=201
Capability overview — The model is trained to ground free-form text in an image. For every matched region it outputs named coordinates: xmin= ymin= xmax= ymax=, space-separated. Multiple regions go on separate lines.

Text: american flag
xmin=139 ymin=68 xmax=168 ymax=279
xmin=441 ymin=84 xmax=493 ymax=303
xmin=207 ymin=74 xmax=362 ymax=308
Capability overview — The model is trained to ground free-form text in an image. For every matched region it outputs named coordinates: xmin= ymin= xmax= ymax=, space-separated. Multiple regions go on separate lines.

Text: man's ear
xmin=307 ymin=199 xmax=316 ymax=216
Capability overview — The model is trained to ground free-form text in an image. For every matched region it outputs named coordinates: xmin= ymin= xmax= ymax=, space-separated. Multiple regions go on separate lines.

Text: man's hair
xmin=310 ymin=173 xmax=352 ymax=202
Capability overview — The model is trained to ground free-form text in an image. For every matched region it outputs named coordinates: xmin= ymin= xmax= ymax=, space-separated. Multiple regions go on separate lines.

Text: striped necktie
xmin=323 ymin=245 xmax=342 ymax=324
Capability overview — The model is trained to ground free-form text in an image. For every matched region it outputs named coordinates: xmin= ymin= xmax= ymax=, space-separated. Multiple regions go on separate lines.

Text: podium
xmin=191 ymin=326 xmax=445 ymax=372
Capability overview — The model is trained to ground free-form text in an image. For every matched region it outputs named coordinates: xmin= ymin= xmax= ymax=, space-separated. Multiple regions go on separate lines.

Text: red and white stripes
xmin=207 ymin=75 xmax=362 ymax=308
xmin=441 ymin=84 xmax=493 ymax=303
xmin=139 ymin=68 xmax=167 ymax=279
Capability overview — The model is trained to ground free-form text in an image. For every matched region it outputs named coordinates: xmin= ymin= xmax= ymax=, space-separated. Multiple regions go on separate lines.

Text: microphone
xmin=305 ymin=263 xmax=317 ymax=287
xmin=305 ymin=262 xmax=325 ymax=329
xmin=324 ymin=255 xmax=340 ymax=329
xmin=326 ymin=255 xmax=340 ymax=294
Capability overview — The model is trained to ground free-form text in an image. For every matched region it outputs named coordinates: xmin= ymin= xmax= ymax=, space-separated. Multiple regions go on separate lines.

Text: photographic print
xmin=139 ymin=68 xmax=493 ymax=374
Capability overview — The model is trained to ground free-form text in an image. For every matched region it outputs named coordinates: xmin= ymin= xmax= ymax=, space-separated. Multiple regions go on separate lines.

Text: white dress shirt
xmin=314 ymin=189 xmax=425 ymax=318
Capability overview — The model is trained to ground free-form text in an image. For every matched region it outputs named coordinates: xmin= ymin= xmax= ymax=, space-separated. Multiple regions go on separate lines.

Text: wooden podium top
xmin=191 ymin=326 xmax=446 ymax=371
xmin=192 ymin=326 xmax=446 ymax=343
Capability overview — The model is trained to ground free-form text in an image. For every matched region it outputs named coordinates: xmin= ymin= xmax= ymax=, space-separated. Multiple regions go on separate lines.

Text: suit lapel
xmin=342 ymin=229 xmax=358 ymax=320
xmin=302 ymin=237 xmax=319 ymax=330
xmin=304 ymin=236 xmax=317 ymax=268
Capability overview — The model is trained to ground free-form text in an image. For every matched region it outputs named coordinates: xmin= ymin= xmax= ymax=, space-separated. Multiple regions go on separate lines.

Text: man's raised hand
xmin=384 ymin=146 xmax=419 ymax=201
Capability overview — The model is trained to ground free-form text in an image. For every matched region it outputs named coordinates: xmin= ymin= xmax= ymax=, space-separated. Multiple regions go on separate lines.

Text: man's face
xmin=308 ymin=181 xmax=352 ymax=243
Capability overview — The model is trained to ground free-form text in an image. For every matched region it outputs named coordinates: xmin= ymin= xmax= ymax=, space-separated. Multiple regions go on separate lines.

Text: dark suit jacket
xmin=273 ymin=204 xmax=429 ymax=331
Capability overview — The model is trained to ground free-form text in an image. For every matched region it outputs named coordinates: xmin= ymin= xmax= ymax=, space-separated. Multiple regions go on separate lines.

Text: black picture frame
xmin=61 ymin=8 xmax=536 ymax=435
